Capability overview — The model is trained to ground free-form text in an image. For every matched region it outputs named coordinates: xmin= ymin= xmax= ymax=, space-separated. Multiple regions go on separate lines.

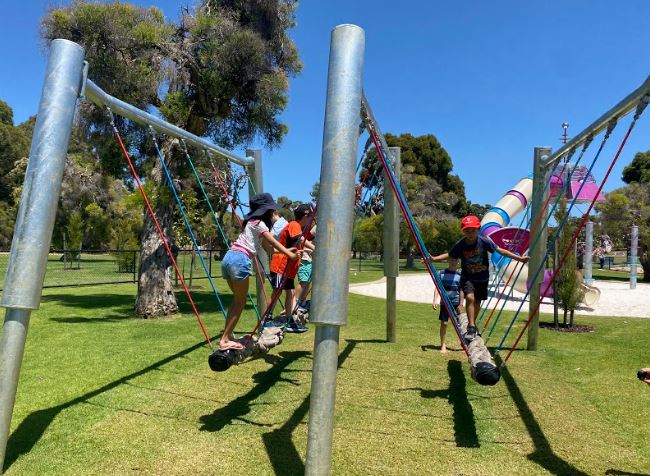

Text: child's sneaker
xmin=465 ymin=325 xmax=478 ymax=341
xmin=285 ymin=318 xmax=308 ymax=333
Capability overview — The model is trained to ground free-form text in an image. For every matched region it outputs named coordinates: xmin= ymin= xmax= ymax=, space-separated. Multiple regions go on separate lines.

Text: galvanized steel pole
xmin=305 ymin=24 xmax=364 ymax=476
xmin=384 ymin=147 xmax=400 ymax=343
xmin=245 ymin=149 xmax=267 ymax=313
xmin=0 ymin=39 xmax=85 ymax=470
xmin=527 ymin=147 xmax=551 ymax=351
xmin=584 ymin=221 xmax=594 ymax=285
xmin=630 ymin=225 xmax=638 ymax=289
xmin=85 ymin=80 xmax=253 ymax=167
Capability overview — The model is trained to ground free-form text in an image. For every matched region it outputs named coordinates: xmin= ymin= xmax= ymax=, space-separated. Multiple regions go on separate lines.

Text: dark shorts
xmin=439 ymin=302 xmax=460 ymax=322
xmin=461 ymin=278 xmax=488 ymax=301
xmin=270 ymin=272 xmax=295 ymax=290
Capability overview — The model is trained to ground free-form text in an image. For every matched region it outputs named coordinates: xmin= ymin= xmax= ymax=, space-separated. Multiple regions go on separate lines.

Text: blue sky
xmin=2 ymin=1 xmax=650 ymax=209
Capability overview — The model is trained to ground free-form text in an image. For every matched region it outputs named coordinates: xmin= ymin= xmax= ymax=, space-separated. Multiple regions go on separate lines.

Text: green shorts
xmin=297 ymin=261 xmax=312 ymax=283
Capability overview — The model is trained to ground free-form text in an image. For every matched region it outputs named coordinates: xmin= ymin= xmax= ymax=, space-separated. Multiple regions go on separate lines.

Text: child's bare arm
xmin=262 ymin=232 xmax=300 ymax=260
xmin=496 ymin=246 xmax=529 ymax=263
xmin=429 ymin=252 xmax=449 ymax=262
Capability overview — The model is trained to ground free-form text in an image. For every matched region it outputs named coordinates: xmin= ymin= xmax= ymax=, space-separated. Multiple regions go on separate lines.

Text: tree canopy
xmin=39 ymin=0 xmax=302 ymax=317
xmin=596 ymin=181 xmax=650 ymax=281
xmin=622 ymin=150 xmax=650 ymax=184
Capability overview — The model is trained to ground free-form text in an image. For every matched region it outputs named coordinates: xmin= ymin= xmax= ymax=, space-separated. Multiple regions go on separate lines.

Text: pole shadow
xmin=4 ymin=337 xmax=214 ymax=472
xmin=260 ymin=339 xmax=358 ymax=475
xmin=198 ymin=350 xmax=310 ymax=432
xmin=404 ymin=359 xmax=479 ymax=448
xmin=497 ymin=356 xmax=589 ymax=476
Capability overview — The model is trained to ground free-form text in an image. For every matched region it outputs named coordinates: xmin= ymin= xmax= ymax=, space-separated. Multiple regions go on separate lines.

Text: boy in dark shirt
xmin=432 ymin=215 xmax=529 ymax=341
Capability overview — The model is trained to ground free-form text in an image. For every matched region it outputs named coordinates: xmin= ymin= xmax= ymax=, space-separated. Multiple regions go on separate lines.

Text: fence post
xmin=132 ymin=250 xmax=137 ymax=284
xmin=527 ymin=147 xmax=551 ymax=351
xmin=384 ymin=147 xmax=400 ymax=343
xmin=0 ymin=39 xmax=85 ymax=470
xmin=305 ymin=24 xmax=364 ymax=476
xmin=630 ymin=224 xmax=638 ymax=289
xmin=584 ymin=221 xmax=594 ymax=285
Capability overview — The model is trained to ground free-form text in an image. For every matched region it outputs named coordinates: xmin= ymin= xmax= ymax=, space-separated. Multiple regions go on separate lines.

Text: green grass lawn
xmin=3 ymin=279 xmax=650 ymax=475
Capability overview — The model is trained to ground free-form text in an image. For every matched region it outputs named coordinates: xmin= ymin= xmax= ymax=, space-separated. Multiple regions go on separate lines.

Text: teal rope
xmin=181 ymin=141 xmax=262 ymax=322
xmin=150 ymin=131 xmax=227 ymax=320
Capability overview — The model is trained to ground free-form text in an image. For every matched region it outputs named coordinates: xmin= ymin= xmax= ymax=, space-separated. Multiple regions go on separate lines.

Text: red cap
xmin=460 ymin=215 xmax=481 ymax=231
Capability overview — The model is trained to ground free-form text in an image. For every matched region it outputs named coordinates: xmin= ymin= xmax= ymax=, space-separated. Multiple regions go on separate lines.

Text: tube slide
xmin=481 ymin=175 xmax=600 ymax=306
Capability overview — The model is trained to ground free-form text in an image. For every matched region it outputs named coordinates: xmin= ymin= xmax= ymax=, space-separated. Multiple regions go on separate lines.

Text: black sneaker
xmin=465 ymin=325 xmax=477 ymax=341
xmin=285 ymin=319 xmax=308 ymax=333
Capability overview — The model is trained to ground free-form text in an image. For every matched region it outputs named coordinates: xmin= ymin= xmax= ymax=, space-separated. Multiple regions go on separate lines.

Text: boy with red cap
xmin=431 ymin=215 xmax=529 ymax=341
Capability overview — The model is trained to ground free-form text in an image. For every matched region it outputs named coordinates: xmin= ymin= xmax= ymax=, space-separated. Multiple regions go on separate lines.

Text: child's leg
xmin=439 ymin=321 xmax=448 ymax=352
xmin=465 ymin=292 xmax=477 ymax=327
xmin=220 ymin=277 xmax=249 ymax=349
xmin=284 ymin=288 xmax=295 ymax=316
xmin=293 ymin=281 xmax=303 ymax=312
xmin=300 ymin=282 xmax=312 ymax=305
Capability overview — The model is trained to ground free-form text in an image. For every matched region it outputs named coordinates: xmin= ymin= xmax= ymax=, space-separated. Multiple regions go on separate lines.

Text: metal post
xmin=245 ymin=149 xmax=267 ymax=313
xmin=384 ymin=147 xmax=400 ymax=343
xmin=305 ymin=24 xmax=364 ymax=476
xmin=0 ymin=39 xmax=85 ymax=471
xmin=630 ymin=225 xmax=638 ymax=289
xmin=527 ymin=147 xmax=552 ymax=351
xmin=584 ymin=221 xmax=594 ymax=285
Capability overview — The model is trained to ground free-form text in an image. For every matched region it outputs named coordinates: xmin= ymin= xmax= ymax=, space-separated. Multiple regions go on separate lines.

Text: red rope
xmin=112 ymin=127 xmax=213 ymax=349
xmin=503 ymin=118 xmax=638 ymax=363
xmin=368 ymin=128 xmax=469 ymax=356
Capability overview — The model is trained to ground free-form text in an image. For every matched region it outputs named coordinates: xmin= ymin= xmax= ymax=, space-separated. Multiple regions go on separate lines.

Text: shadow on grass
xmin=497 ymin=356 xmax=589 ymax=476
xmin=199 ymin=350 xmax=311 ymax=432
xmin=605 ymin=470 xmax=650 ymax=475
xmin=405 ymin=360 xmax=479 ymax=448
xmin=259 ymin=339 xmax=358 ymax=475
xmin=3 ymin=337 xmax=213 ymax=473
xmin=40 ymin=292 xmax=134 ymax=314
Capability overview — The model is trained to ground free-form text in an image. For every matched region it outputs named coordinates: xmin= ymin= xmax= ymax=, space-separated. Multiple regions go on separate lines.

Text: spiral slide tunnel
xmin=480 ymin=175 xmax=601 ymax=306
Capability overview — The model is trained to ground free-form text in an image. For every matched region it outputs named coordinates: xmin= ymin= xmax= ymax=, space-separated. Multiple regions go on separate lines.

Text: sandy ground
xmin=349 ymin=274 xmax=650 ymax=318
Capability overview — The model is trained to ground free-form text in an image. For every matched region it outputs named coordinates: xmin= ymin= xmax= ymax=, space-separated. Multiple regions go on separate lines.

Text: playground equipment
xmin=304 ymin=24 xmax=649 ymax=475
xmin=481 ymin=174 xmax=602 ymax=306
xmin=0 ymin=39 xmax=274 ymax=469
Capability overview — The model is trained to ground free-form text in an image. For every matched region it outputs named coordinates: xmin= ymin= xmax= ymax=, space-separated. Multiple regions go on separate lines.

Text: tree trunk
xmin=569 ymin=309 xmax=575 ymax=328
xmin=135 ymin=141 xmax=179 ymax=318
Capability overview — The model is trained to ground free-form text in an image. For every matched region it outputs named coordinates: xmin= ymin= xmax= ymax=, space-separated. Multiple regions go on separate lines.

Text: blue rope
xmin=495 ymin=126 xmax=613 ymax=352
xmin=476 ymin=199 xmax=533 ymax=326
xmin=352 ymin=180 xmax=382 ymax=245
xmin=484 ymin=160 xmax=572 ymax=342
xmin=479 ymin=159 xmax=566 ymax=335
xmin=151 ymin=132 xmax=228 ymax=320
xmin=370 ymin=132 xmax=467 ymax=353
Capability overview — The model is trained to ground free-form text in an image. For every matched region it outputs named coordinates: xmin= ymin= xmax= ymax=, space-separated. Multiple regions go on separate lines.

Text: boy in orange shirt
xmin=269 ymin=204 xmax=315 ymax=319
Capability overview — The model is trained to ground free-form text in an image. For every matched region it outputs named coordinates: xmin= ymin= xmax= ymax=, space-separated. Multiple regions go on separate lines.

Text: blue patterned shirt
xmin=439 ymin=269 xmax=462 ymax=306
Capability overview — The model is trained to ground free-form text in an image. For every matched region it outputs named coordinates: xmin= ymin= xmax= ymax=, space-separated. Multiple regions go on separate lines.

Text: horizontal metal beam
xmin=84 ymin=79 xmax=253 ymax=166
xmin=545 ymin=75 xmax=650 ymax=169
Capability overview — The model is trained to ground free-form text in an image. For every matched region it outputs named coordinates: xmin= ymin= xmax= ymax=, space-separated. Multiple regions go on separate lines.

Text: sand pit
xmin=350 ymin=274 xmax=649 ymax=318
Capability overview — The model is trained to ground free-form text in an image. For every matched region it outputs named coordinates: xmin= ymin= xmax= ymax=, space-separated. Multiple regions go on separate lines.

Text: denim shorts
xmin=221 ymin=250 xmax=252 ymax=280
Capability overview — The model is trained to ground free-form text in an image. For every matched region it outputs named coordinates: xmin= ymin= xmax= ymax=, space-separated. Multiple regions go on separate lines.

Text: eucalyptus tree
xmin=42 ymin=0 xmax=301 ymax=317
